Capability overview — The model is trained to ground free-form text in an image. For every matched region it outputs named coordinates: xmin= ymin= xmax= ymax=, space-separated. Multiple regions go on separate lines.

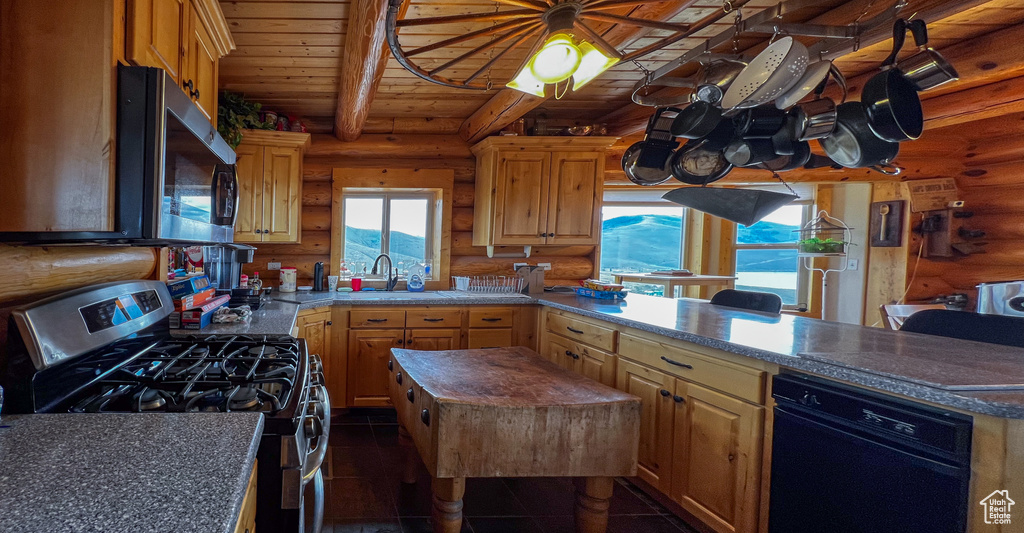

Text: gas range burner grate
xmin=66 ymin=335 xmax=301 ymax=414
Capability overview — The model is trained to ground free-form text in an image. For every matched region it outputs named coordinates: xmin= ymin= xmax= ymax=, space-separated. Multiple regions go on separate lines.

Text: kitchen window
xmin=734 ymin=199 xmax=813 ymax=310
xmin=599 ymin=189 xmax=687 ymax=296
xmin=341 ymin=192 xmax=436 ymax=278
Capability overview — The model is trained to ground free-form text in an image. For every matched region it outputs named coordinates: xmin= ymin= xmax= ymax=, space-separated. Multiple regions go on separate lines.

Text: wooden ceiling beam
xmin=458 ymin=0 xmax=703 ymax=143
xmin=334 ymin=0 xmax=408 ymax=142
xmin=601 ymin=0 xmax=1007 ymax=136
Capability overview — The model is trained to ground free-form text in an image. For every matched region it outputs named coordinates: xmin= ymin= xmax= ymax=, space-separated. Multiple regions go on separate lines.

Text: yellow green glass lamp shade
xmin=530 ymin=32 xmax=581 ymax=83
xmin=507 ymin=65 xmax=547 ymax=97
xmin=572 ymin=41 xmax=618 ymax=90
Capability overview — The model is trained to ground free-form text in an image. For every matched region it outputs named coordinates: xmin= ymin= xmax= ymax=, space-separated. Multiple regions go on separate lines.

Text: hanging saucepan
xmin=671 ymin=101 xmax=723 ymax=139
xmin=693 ymin=55 xmax=748 ymax=105
xmin=669 ymin=139 xmax=734 ymax=185
xmin=760 ymin=140 xmax=812 ymax=172
xmin=821 ymin=102 xmax=901 ymax=174
xmin=733 ymin=106 xmax=787 ymax=139
xmin=899 ymin=19 xmax=959 ymax=91
xmin=791 ymin=64 xmax=848 ymax=141
xmin=622 ymin=142 xmax=673 ymax=186
xmin=862 ymin=19 xmax=923 ymax=142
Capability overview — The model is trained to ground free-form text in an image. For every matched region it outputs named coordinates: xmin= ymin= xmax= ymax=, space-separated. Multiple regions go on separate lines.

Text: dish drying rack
xmin=450 ymin=276 xmax=525 ymax=293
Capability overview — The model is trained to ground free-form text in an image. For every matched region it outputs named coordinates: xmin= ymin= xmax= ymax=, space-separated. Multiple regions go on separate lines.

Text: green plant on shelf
xmin=798 ymin=237 xmax=849 ymax=254
xmin=218 ymin=92 xmax=275 ymax=149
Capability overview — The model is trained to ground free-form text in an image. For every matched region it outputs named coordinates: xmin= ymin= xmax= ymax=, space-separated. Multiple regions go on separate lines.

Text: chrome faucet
xmin=371 ymin=254 xmax=399 ymax=291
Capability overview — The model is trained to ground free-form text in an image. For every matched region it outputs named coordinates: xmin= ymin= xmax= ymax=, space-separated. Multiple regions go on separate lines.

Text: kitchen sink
xmin=341 ymin=291 xmax=445 ymax=300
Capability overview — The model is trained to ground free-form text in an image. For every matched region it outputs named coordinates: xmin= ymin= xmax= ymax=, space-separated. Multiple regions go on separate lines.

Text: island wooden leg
xmin=575 ymin=476 xmax=614 ymax=533
xmin=431 ymin=477 xmax=465 ymax=533
xmin=397 ymin=424 xmax=419 ymax=484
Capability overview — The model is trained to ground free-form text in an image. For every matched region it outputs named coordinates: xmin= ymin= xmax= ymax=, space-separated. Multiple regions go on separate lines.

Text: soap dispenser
xmin=407 ymin=263 xmax=426 ymax=292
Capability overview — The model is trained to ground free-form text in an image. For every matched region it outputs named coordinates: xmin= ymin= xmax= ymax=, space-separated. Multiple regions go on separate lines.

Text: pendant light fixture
xmin=506 ymin=2 xmax=619 ymax=97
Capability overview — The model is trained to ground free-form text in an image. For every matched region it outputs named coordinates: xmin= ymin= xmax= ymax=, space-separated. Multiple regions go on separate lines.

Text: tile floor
xmin=323 ymin=409 xmax=700 ymax=533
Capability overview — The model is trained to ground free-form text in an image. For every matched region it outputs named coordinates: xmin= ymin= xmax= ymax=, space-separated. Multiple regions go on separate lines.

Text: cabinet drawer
xmin=468 ymin=328 xmax=513 ymax=349
xmin=468 ymin=308 xmax=514 ymax=328
xmin=350 ymin=310 xmax=406 ymax=328
xmin=546 ymin=313 xmax=616 ymax=352
xmin=618 ymin=333 xmax=765 ymax=404
xmin=406 ymin=309 xmax=463 ymax=328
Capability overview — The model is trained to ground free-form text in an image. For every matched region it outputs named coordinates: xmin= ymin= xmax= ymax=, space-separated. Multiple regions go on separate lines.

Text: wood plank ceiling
xmin=218 ymin=0 xmax=1024 ymax=136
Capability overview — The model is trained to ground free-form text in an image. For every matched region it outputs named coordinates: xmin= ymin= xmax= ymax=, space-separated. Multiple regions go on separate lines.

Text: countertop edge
xmin=221 ymin=414 xmax=265 ymax=533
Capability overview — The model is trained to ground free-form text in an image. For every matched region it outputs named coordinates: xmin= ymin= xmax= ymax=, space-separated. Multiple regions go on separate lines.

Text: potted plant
xmin=217 ymin=92 xmax=275 ymax=149
xmin=798 ymin=237 xmax=849 ymax=254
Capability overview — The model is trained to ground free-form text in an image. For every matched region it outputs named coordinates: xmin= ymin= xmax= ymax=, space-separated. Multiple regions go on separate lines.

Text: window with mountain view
xmin=342 ymin=193 xmax=433 ymax=277
xmin=734 ymin=202 xmax=812 ymax=309
xmin=599 ymin=198 xmax=686 ymax=296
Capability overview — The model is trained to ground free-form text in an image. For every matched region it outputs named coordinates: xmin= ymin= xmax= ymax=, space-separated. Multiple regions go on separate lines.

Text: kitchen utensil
xmin=694 ymin=55 xmax=747 ymax=104
xmin=622 ymin=142 xmax=673 ymax=186
xmin=313 ymin=261 xmax=324 ymax=291
xmin=863 ymin=20 xmax=924 ymax=142
xmin=821 ymin=102 xmax=901 ymax=173
xmin=900 ymin=19 xmax=959 ymax=91
xmin=733 ymin=106 xmax=788 ymax=138
xmin=879 ymin=204 xmax=890 ymax=241
xmin=775 ymin=59 xmax=831 ymax=109
xmin=669 ymin=139 xmax=734 ymax=184
xmin=722 ymin=36 xmax=809 ymax=110
xmin=671 ymin=101 xmax=723 ymax=139
xmin=631 ymin=76 xmax=696 ymax=106
xmin=791 ymin=64 xmax=847 ymax=141
xmin=635 ymin=107 xmax=681 ymax=169
xmin=761 ymin=140 xmax=812 ymax=172
xmin=724 ymin=138 xmax=778 ymax=167
xmin=662 ymin=187 xmax=799 ymax=226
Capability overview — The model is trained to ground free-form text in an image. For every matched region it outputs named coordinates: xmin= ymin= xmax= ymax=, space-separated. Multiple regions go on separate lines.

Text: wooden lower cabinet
xmin=295 ymin=308 xmax=331 ymax=359
xmin=467 ymin=328 xmax=513 ymax=349
xmin=233 ymin=463 xmax=257 ymax=533
xmin=405 ymin=328 xmax=460 ymax=350
xmin=616 ymin=359 xmax=676 ymax=491
xmin=671 ymin=380 xmax=764 ymax=533
xmin=348 ymin=329 xmax=404 ymax=407
xmin=544 ymin=332 xmax=617 ymax=387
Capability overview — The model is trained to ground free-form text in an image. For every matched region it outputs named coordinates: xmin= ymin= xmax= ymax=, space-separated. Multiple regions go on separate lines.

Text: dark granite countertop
xmin=535 ymin=293 xmax=1024 ymax=419
xmin=170 ymin=299 xmax=300 ymax=337
xmin=0 ymin=412 xmax=264 ymax=533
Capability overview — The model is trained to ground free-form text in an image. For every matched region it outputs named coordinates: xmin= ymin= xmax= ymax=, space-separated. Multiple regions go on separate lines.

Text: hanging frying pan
xmin=622 ymin=142 xmax=673 ymax=186
xmin=669 ymin=139 xmax=734 ymax=185
xmin=862 ymin=19 xmax=924 ymax=142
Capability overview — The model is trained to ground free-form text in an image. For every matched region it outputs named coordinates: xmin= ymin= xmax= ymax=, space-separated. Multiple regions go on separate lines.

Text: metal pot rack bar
xmin=631 ymin=0 xmax=908 ymax=105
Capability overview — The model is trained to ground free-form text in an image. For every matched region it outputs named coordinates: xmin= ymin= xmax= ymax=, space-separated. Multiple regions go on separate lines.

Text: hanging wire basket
xmin=794 ymin=210 xmax=852 ymax=257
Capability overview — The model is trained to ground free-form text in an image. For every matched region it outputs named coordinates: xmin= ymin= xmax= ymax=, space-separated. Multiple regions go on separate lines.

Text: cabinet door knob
xmin=396 ymin=372 xmax=403 ymax=384
xmin=263 ymin=229 xmax=269 ymax=234
xmin=565 ymin=350 xmax=572 ymax=356
xmin=183 ymin=79 xmax=194 ymax=91
xmin=255 ymin=229 xmax=262 ymax=234
xmin=421 ymin=409 xmax=430 ymax=426
xmin=396 ymin=338 xmax=404 ymax=345
xmin=407 ymin=388 xmax=415 ymax=402
xmin=326 ymin=321 xmax=332 ymax=326
xmin=660 ymin=389 xmax=671 ymax=397
xmin=673 ymin=395 xmax=685 ymax=403
xmin=193 ymin=88 xmax=200 ymax=99
xmin=387 ymin=360 xmax=393 ymax=371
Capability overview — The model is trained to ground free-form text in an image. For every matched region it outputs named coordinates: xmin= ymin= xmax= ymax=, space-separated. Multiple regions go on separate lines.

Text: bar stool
xmin=900 ymin=309 xmax=1024 ymax=348
xmin=709 ymin=289 xmax=783 ymax=315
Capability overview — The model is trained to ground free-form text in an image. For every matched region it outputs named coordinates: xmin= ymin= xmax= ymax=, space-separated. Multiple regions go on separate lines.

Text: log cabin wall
xmin=242 ymin=134 xmax=598 ymax=288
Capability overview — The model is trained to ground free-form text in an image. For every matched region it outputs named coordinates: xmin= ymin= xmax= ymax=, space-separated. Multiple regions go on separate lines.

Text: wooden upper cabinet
xmin=547 ymin=151 xmax=603 ymax=245
xmin=671 ymin=380 xmax=764 ymax=533
xmin=128 ymin=0 xmax=187 ymax=82
xmin=128 ymin=0 xmax=234 ymax=126
xmin=185 ymin=4 xmax=219 ymax=124
xmin=233 ymin=131 xmax=311 ymax=244
xmin=472 ymin=137 xmax=616 ymax=249
xmin=494 ymin=151 xmax=550 ymax=245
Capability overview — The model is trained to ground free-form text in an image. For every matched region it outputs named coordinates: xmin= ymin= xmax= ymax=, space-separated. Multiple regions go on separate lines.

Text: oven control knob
xmin=304 ymin=415 xmax=322 ymax=440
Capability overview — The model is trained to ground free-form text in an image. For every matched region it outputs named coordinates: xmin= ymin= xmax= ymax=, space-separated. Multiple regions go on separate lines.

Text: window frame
xmin=732 ymin=200 xmax=814 ymax=311
xmin=341 ymin=191 xmax=437 ymax=273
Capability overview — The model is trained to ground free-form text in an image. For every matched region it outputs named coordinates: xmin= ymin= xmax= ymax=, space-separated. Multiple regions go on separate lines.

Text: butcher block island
xmin=388 ymin=346 xmax=642 ymax=533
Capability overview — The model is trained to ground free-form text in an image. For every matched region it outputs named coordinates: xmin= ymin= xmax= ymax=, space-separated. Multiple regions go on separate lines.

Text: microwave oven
xmin=0 ymin=66 xmax=237 ymax=244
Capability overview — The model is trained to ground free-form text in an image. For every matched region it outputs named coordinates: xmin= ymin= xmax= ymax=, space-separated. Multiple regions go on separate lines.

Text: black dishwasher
xmin=769 ymin=373 xmax=973 ymax=533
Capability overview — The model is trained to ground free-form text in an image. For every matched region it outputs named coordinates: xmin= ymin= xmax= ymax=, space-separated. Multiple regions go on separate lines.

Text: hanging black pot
xmin=662 ymin=187 xmax=799 ymax=227
xmin=862 ymin=19 xmax=924 ymax=142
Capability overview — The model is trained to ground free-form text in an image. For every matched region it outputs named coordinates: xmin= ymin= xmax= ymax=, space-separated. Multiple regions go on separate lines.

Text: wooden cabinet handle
xmin=421 ymin=409 xmax=430 ymax=426
xmin=661 ymin=356 xmax=693 ymax=369
xmin=387 ymin=360 xmax=393 ymax=371
xmin=673 ymin=395 xmax=685 ymax=403
xmin=367 ymin=318 xmax=388 ymax=323
xmin=566 ymin=326 xmax=584 ymax=334
xmin=423 ymin=318 xmax=444 ymax=322
xmin=660 ymin=389 xmax=671 ymax=397
xmin=407 ymin=388 xmax=415 ymax=402
xmin=396 ymin=372 xmax=403 ymax=384
xmin=481 ymin=317 xmax=503 ymax=322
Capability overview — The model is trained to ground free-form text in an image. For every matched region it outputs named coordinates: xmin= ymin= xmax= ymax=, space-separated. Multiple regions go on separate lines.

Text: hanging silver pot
xmin=899 ymin=19 xmax=959 ymax=91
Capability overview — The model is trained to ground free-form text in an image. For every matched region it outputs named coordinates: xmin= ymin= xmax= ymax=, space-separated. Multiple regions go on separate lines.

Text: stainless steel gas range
xmin=0 ymin=280 xmax=329 ymax=533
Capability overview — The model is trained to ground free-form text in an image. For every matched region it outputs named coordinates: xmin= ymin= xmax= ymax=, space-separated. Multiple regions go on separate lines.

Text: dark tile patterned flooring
xmin=322 ymin=409 xmax=699 ymax=533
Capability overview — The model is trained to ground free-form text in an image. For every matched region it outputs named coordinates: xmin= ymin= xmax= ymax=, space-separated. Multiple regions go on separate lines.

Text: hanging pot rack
xmin=631 ymin=0 xmax=908 ymax=106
